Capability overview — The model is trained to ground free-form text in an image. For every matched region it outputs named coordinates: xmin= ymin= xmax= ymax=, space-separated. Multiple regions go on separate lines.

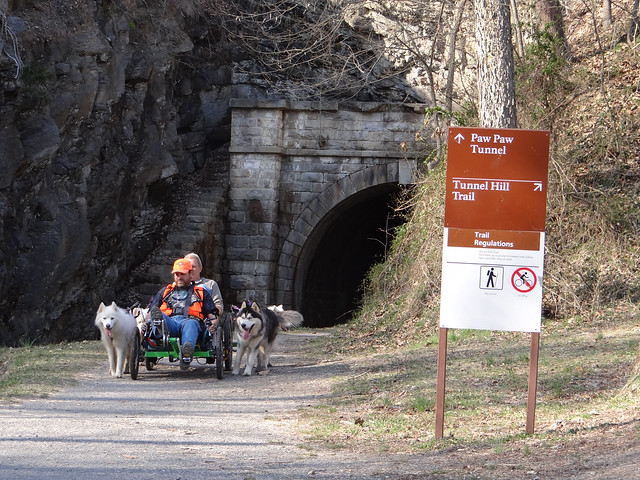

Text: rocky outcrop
xmin=0 ymin=1 xmax=240 ymax=345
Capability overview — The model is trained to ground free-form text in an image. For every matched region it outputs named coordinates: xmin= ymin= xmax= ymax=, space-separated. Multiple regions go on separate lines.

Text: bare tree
xmin=221 ymin=0 xmax=477 ymax=108
xmin=536 ymin=0 xmax=572 ymax=60
xmin=601 ymin=0 xmax=613 ymax=28
xmin=420 ymin=0 xmax=470 ymax=170
xmin=630 ymin=0 xmax=640 ymax=42
xmin=510 ymin=0 xmax=525 ymax=58
xmin=221 ymin=0 xmax=399 ymax=100
xmin=444 ymin=0 xmax=468 ymax=113
xmin=377 ymin=0 xmax=447 ymax=107
xmin=475 ymin=0 xmax=517 ymax=128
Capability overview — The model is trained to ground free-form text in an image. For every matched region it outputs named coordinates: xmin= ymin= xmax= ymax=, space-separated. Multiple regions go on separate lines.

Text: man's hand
xmin=206 ymin=317 xmax=219 ymax=334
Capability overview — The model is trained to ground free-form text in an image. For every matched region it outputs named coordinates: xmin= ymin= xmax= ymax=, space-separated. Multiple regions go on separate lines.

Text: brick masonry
xmin=227 ymin=99 xmax=425 ymax=308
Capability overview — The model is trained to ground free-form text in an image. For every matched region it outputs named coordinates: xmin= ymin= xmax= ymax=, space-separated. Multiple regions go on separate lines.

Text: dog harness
xmin=159 ymin=283 xmax=205 ymax=320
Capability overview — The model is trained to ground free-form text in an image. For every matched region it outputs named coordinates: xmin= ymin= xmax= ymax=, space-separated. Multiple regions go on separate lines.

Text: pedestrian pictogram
xmin=511 ymin=267 xmax=537 ymax=293
xmin=480 ymin=266 xmax=503 ymax=290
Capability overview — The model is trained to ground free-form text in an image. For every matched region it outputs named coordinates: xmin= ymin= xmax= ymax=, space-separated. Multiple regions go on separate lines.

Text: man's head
xmin=171 ymin=258 xmax=192 ymax=287
xmin=185 ymin=252 xmax=203 ymax=281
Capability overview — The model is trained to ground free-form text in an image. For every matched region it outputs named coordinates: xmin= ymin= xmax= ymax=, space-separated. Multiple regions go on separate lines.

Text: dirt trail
xmin=0 ymin=333 xmax=410 ymax=480
xmin=1 ymin=332 xmax=638 ymax=480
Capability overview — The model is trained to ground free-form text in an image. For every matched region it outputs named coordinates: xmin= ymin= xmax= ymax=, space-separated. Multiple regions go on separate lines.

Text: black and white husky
xmin=232 ymin=301 xmax=303 ymax=376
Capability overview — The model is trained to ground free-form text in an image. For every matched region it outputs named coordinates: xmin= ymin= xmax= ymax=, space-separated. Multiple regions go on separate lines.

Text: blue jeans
xmin=161 ymin=313 xmax=202 ymax=347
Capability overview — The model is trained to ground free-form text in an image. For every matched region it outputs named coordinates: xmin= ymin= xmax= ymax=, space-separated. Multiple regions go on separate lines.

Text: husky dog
xmin=232 ymin=301 xmax=303 ymax=376
xmin=94 ymin=302 xmax=138 ymax=378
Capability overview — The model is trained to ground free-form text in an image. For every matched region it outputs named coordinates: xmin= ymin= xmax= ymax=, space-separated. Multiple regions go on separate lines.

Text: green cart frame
xmin=130 ymin=313 xmax=234 ymax=380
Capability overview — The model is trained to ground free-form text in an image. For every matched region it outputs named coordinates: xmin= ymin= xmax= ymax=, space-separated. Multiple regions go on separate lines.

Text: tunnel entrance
xmin=299 ymin=184 xmax=407 ymax=328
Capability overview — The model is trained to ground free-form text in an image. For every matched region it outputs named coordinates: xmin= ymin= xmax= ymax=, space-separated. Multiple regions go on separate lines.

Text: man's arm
xmin=204 ymin=278 xmax=224 ymax=315
xmin=199 ymin=289 xmax=219 ymax=333
xmin=201 ymin=289 xmax=218 ymax=320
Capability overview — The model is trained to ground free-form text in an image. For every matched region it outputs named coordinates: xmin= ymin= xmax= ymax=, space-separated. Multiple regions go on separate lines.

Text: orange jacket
xmin=159 ymin=284 xmax=205 ymax=320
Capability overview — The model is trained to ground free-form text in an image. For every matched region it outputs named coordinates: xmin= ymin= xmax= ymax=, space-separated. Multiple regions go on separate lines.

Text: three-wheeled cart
xmin=129 ymin=312 xmax=233 ymax=380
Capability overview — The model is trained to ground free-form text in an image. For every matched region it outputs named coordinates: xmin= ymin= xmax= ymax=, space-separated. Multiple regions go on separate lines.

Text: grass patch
xmin=0 ymin=341 xmax=104 ymax=403
xmin=322 ymin=39 xmax=640 ymax=448
xmin=297 ymin=311 xmax=640 ymax=454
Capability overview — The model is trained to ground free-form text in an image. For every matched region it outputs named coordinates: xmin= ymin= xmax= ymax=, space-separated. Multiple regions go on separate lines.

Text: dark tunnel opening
xmin=300 ymin=184 xmax=407 ymax=328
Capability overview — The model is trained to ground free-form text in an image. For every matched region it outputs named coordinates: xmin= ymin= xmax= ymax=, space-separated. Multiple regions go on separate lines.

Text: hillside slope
xmin=352 ymin=2 xmax=640 ymax=344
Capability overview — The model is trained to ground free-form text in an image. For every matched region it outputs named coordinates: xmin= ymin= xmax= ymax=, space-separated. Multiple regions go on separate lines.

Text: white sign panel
xmin=439 ymin=228 xmax=545 ymax=332
xmin=439 ymin=127 xmax=549 ymax=333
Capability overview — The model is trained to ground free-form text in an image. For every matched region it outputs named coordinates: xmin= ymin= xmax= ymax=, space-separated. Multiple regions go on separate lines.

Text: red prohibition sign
xmin=511 ymin=267 xmax=537 ymax=293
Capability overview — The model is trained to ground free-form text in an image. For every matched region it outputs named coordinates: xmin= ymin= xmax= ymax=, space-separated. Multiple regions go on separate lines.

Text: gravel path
xmin=2 ymin=332 xmax=639 ymax=480
xmin=0 ymin=333 xmax=422 ymax=480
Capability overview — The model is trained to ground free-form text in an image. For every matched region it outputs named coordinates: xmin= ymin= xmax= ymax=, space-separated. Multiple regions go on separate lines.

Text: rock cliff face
xmin=0 ymin=1 xmax=243 ymax=344
xmin=0 ymin=0 xmax=473 ymax=346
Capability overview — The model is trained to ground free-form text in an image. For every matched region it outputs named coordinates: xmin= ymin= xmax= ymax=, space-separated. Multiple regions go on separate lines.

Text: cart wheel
xmin=145 ymin=357 xmax=156 ymax=371
xmin=130 ymin=330 xmax=140 ymax=380
xmin=215 ymin=325 xmax=224 ymax=379
xmin=223 ymin=314 xmax=233 ymax=371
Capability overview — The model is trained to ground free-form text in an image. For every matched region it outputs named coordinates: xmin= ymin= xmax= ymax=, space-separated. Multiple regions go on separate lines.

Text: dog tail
xmin=275 ymin=310 xmax=303 ymax=331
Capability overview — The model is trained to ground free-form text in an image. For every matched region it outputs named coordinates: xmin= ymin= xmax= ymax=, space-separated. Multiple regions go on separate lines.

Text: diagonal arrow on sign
xmin=534 ymin=182 xmax=543 ymax=191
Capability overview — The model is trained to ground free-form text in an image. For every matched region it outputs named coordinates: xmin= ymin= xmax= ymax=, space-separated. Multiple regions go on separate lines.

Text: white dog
xmin=268 ymin=305 xmax=304 ymax=331
xmin=233 ymin=301 xmax=303 ymax=376
xmin=94 ymin=301 xmax=138 ymax=378
xmin=132 ymin=306 xmax=149 ymax=335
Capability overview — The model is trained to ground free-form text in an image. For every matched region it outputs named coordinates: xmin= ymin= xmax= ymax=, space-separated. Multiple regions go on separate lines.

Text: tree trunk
xmin=630 ymin=0 xmax=640 ymax=43
xmin=475 ymin=0 xmax=517 ymax=128
xmin=535 ymin=0 xmax=572 ymax=59
xmin=510 ymin=0 xmax=524 ymax=58
xmin=445 ymin=0 xmax=468 ymax=113
xmin=601 ymin=0 xmax=612 ymax=28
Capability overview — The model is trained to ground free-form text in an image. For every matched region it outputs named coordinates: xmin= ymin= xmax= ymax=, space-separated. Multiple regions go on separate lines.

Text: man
xmin=148 ymin=258 xmax=219 ymax=370
xmin=184 ymin=252 xmax=224 ymax=316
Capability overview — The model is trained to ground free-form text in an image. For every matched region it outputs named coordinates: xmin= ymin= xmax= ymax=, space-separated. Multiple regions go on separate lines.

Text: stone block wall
xmin=226 ymin=99 xmax=425 ymax=307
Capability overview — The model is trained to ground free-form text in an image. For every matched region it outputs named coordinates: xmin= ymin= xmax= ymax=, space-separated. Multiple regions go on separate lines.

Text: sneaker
xmin=149 ymin=307 xmax=167 ymax=342
xmin=150 ymin=306 xmax=164 ymax=325
xmin=180 ymin=342 xmax=194 ymax=370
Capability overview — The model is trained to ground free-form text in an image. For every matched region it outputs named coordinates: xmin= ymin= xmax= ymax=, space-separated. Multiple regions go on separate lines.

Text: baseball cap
xmin=171 ymin=258 xmax=192 ymax=274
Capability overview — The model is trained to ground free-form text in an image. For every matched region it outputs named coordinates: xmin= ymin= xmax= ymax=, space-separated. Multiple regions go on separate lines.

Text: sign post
xmin=435 ymin=326 xmax=448 ymax=439
xmin=436 ymin=126 xmax=549 ymax=438
xmin=526 ymin=332 xmax=541 ymax=434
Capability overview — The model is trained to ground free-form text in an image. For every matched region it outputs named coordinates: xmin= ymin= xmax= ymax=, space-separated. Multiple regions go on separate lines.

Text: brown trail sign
xmin=436 ymin=126 xmax=550 ymax=438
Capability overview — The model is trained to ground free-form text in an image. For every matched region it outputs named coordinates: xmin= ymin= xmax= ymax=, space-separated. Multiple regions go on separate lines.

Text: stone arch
xmin=275 ymin=161 xmax=415 ymax=311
